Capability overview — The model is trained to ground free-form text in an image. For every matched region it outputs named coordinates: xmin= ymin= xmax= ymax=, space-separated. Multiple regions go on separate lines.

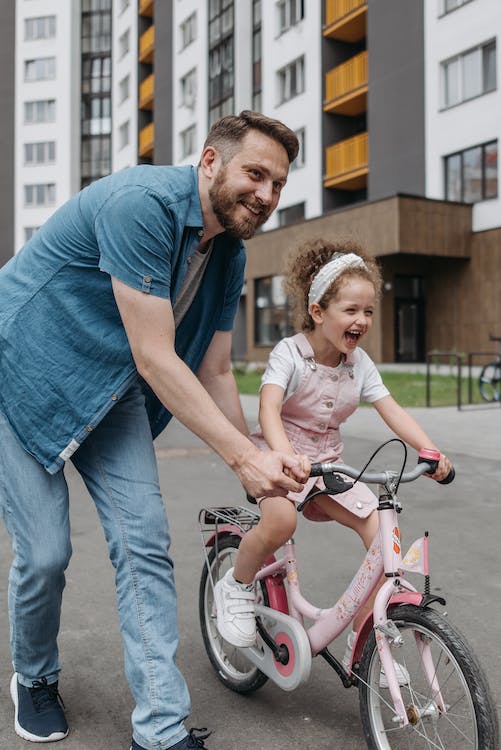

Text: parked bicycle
xmin=478 ymin=334 xmax=501 ymax=402
xmin=198 ymin=443 xmax=498 ymax=749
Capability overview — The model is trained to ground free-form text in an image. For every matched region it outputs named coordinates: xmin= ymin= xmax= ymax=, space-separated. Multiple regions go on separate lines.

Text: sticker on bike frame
xmin=392 ymin=527 xmax=401 ymax=554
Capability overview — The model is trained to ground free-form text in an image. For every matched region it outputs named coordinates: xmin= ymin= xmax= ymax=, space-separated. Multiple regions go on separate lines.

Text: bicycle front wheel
xmin=478 ymin=361 xmax=501 ymax=402
xmin=199 ymin=534 xmax=269 ymax=694
xmin=358 ymin=605 xmax=498 ymax=750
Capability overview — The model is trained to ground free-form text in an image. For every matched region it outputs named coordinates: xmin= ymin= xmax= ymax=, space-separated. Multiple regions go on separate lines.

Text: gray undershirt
xmin=173 ymin=241 xmax=214 ymax=328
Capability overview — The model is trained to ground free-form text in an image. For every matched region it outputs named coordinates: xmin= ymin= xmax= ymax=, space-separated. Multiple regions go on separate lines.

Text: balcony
xmin=139 ymin=73 xmax=154 ymax=110
xmin=139 ymin=24 xmax=154 ymax=63
xmin=323 ymin=0 xmax=367 ymax=42
xmin=324 ymin=132 xmax=368 ymax=190
xmin=324 ymin=50 xmax=367 ymax=116
xmin=139 ymin=0 xmax=153 ymax=17
xmin=139 ymin=122 xmax=154 ymax=158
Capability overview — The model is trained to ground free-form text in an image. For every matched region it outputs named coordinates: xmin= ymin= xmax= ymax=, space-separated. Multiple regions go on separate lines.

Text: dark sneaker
xmin=131 ymin=727 xmax=211 ymax=749
xmin=10 ymin=673 xmax=68 ymax=742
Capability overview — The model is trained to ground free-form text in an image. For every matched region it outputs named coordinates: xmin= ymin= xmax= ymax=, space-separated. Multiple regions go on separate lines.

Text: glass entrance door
xmin=394 ymin=276 xmax=425 ymax=362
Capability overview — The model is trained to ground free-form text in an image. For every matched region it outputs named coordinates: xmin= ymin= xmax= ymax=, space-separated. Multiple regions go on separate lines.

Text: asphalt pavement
xmin=1 ymin=396 xmax=500 ymax=749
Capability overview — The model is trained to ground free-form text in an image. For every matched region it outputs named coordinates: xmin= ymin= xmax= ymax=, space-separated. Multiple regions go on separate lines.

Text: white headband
xmin=308 ymin=253 xmax=367 ymax=309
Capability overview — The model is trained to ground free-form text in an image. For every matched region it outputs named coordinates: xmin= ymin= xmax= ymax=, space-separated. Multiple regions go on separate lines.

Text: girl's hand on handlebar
xmin=426 ymin=452 xmax=453 ymax=482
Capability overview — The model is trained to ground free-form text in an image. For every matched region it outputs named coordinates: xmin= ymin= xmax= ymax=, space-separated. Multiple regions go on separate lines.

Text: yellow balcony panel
xmin=139 ymin=122 xmax=154 ymax=158
xmin=324 ymin=50 xmax=368 ymax=115
xmin=139 ymin=0 xmax=153 ymax=17
xmin=324 ymin=132 xmax=368 ymax=190
xmin=139 ymin=24 xmax=154 ymax=63
xmin=139 ymin=73 xmax=154 ymax=110
xmin=323 ymin=0 xmax=367 ymax=42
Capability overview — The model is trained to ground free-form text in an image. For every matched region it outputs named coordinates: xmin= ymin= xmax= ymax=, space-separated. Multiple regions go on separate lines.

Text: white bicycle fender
xmin=242 ymin=604 xmax=312 ymax=691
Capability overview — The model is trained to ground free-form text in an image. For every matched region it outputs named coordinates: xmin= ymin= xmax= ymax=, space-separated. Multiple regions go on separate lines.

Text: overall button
xmin=197 ymin=229 xmax=204 ymax=237
xmin=325 ymin=401 xmax=333 ymax=408
xmin=318 ymin=423 xmax=326 ymax=430
xmin=311 ymin=436 xmax=319 ymax=443
xmin=111 ymin=394 xmax=118 ymax=401
xmin=356 ymin=501 xmax=363 ymax=509
xmin=86 ymin=425 xmax=93 ymax=432
xmin=330 ymin=374 xmax=339 ymax=382
xmin=143 ymin=276 xmax=151 ymax=283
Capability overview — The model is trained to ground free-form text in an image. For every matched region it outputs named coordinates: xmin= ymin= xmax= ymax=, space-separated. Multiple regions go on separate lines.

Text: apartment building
xmin=3 ymin=0 xmax=499 ymax=364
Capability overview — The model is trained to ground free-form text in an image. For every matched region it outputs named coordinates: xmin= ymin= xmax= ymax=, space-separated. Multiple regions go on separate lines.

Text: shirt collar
xmin=185 ymin=166 xmax=204 ymax=228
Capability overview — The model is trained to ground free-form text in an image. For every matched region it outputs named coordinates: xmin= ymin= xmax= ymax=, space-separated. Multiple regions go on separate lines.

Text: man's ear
xmin=200 ymin=146 xmax=219 ymax=178
xmin=309 ymin=302 xmax=324 ymax=325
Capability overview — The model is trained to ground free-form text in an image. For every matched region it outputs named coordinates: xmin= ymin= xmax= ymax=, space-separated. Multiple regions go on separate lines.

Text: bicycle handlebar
xmin=309 ymin=451 xmax=455 ymax=486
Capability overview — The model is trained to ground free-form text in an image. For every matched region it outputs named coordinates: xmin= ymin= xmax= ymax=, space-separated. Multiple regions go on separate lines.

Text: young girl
xmin=214 ymin=240 xmax=452 ymax=675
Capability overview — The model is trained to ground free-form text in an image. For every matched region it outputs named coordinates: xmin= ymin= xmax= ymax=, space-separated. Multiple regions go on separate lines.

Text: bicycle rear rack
xmin=198 ymin=505 xmax=260 ymax=536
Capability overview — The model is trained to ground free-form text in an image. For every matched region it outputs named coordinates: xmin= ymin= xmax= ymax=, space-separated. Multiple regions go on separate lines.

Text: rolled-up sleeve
xmin=95 ymin=186 xmax=176 ymax=299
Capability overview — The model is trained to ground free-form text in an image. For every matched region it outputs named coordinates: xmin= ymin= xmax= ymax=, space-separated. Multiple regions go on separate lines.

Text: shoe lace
xmin=187 ymin=727 xmax=212 ymax=748
xmin=30 ymin=677 xmax=66 ymax=712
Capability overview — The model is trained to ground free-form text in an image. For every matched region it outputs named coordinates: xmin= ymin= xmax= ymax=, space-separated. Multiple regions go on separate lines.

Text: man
xmin=0 ymin=111 xmax=307 ymax=750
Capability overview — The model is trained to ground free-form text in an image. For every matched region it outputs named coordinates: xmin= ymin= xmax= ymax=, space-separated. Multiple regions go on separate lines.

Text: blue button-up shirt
xmin=0 ymin=165 xmax=245 ymax=473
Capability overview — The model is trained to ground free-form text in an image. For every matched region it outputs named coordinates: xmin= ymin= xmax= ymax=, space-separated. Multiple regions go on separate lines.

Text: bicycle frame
xmin=200 ymin=480 xmax=442 ymax=727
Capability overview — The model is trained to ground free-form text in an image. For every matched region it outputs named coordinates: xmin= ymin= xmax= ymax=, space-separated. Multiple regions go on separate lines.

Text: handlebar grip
xmin=309 ymin=462 xmax=323 ymax=477
xmin=437 ymin=467 xmax=455 ymax=485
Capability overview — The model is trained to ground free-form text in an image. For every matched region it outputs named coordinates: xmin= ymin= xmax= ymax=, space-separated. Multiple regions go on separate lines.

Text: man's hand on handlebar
xmin=235 ymin=446 xmax=310 ymax=499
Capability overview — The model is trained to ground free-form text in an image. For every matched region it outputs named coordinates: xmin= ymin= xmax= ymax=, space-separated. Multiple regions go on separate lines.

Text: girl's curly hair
xmin=283 ymin=238 xmax=382 ymax=332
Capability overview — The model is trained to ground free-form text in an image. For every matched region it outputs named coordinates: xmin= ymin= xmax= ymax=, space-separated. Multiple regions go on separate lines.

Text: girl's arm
xmin=373 ymin=395 xmax=452 ymax=480
xmin=259 ymin=383 xmax=295 ymax=453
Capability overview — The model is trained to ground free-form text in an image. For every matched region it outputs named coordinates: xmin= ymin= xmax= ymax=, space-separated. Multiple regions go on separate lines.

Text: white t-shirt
xmin=260 ymin=336 xmax=389 ymax=404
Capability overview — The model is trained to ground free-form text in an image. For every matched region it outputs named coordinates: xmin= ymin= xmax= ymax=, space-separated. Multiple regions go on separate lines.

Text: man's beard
xmin=208 ymin=167 xmax=271 ymax=240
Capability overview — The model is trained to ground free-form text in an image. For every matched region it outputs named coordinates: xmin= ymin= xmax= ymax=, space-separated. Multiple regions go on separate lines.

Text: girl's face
xmin=312 ymin=276 xmax=376 ymax=354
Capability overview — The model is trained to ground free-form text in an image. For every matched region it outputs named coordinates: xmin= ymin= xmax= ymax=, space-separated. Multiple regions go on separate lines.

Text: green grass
xmin=233 ymin=368 xmax=483 ymax=408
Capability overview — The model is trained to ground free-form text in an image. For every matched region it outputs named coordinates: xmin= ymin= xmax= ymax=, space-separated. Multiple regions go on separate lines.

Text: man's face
xmin=208 ymin=130 xmax=290 ymax=240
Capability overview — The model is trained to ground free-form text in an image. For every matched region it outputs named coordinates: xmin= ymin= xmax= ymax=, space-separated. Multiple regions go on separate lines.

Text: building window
xmin=82 ymin=57 xmax=111 ymax=96
xmin=444 ymin=140 xmax=497 ymax=203
xmin=82 ymin=7 xmax=111 ymax=54
xmin=180 ymin=68 xmax=197 ymax=109
xmin=118 ymin=121 xmax=130 ymax=150
xmin=24 ymin=227 xmax=40 ymax=242
xmin=24 ymin=141 xmax=56 ymax=165
xmin=254 ymin=276 xmax=294 ymax=346
xmin=24 ymin=183 xmax=55 ymax=207
xmin=24 ymin=15 xmax=56 ymax=41
xmin=440 ymin=0 xmax=473 ymax=15
xmin=290 ymin=128 xmax=305 ymax=170
xmin=441 ymin=40 xmax=496 ymax=108
xmin=252 ymin=0 xmax=262 ymax=111
xmin=119 ymin=74 xmax=130 ymax=104
xmin=277 ymin=0 xmax=304 ymax=34
xmin=180 ymin=124 xmax=197 ymax=158
xmin=81 ymin=136 xmax=111 ymax=185
xmin=208 ymin=0 xmax=234 ymax=126
xmin=180 ymin=11 xmax=197 ymax=50
xmin=24 ymin=99 xmax=56 ymax=124
xmin=24 ymin=57 xmax=56 ymax=82
xmin=119 ymin=28 xmax=130 ymax=59
xmin=278 ymin=201 xmax=305 ymax=227
xmin=278 ymin=56 xmax=304 ymax=104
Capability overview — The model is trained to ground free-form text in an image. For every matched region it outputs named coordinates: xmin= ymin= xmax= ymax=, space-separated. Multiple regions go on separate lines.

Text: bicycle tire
xmin=358 ymin=604 xmax=498 ymax=750
xmin=199 ymin=534 xmax=269 ymax=694
xmin=478 ymin=361 xmax=501 ymax=402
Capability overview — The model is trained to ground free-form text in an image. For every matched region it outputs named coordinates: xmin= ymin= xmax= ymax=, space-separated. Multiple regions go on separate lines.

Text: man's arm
xmin=111 ymin=277 xmax=307 ymax=497
xmin=197 ymin=330 xmax=249 ymax=435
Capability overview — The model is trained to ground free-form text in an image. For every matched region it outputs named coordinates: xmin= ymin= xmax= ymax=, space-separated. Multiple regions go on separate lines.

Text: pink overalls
xmin=251 ymin=333 xmax=377 ymax=522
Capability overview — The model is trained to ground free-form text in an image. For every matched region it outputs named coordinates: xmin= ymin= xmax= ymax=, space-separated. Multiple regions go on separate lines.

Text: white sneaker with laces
xmin=341 ymin=630 xmax=409 ymax=686
xmin=214 ymin=567 xmax=256 ymax=647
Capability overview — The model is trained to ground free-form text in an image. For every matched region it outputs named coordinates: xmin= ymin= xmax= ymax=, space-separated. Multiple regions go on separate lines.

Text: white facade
xmin=15 ymin=0 xmax=80 ymax=252
xmin=425 ymin=0 xmax=501 ymax=231
xmin=112 ymin=0 xmax=138 ymax=171
xmin=171 ymin=0 xmax=323 ymax=230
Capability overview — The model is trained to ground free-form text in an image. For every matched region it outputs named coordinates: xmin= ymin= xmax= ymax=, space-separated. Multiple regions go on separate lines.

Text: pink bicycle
xmin=198 ymin=443 xmax=498 ymax=749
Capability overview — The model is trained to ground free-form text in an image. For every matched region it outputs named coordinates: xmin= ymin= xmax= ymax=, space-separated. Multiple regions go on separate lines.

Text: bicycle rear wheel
xmin=358 ymin=605 xmax=498 ymax=749
xmin=199 ymin=534 xmax=269 ymax=693
xmin=478 ymin=361 xmax=501 ymax=402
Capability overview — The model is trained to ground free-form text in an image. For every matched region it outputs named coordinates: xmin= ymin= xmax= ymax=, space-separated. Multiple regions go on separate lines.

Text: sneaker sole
xmin=10 ymin=673 xmax=69 ymax=743
xmin=213 ymin=581 xmax=257 ymax=649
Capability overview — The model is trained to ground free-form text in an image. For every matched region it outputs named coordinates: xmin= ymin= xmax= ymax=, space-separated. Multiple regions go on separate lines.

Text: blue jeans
xmin=0 ymin=384 xmax=190 ymax=749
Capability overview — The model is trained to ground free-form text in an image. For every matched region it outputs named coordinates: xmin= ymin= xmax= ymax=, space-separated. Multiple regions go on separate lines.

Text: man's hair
xmin=202 ymin=110 xmax=299 ymax=164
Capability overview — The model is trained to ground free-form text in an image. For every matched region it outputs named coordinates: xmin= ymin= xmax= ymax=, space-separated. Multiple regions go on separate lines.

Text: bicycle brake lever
xmin=324 ymin=472 xmax=354 ymax=495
